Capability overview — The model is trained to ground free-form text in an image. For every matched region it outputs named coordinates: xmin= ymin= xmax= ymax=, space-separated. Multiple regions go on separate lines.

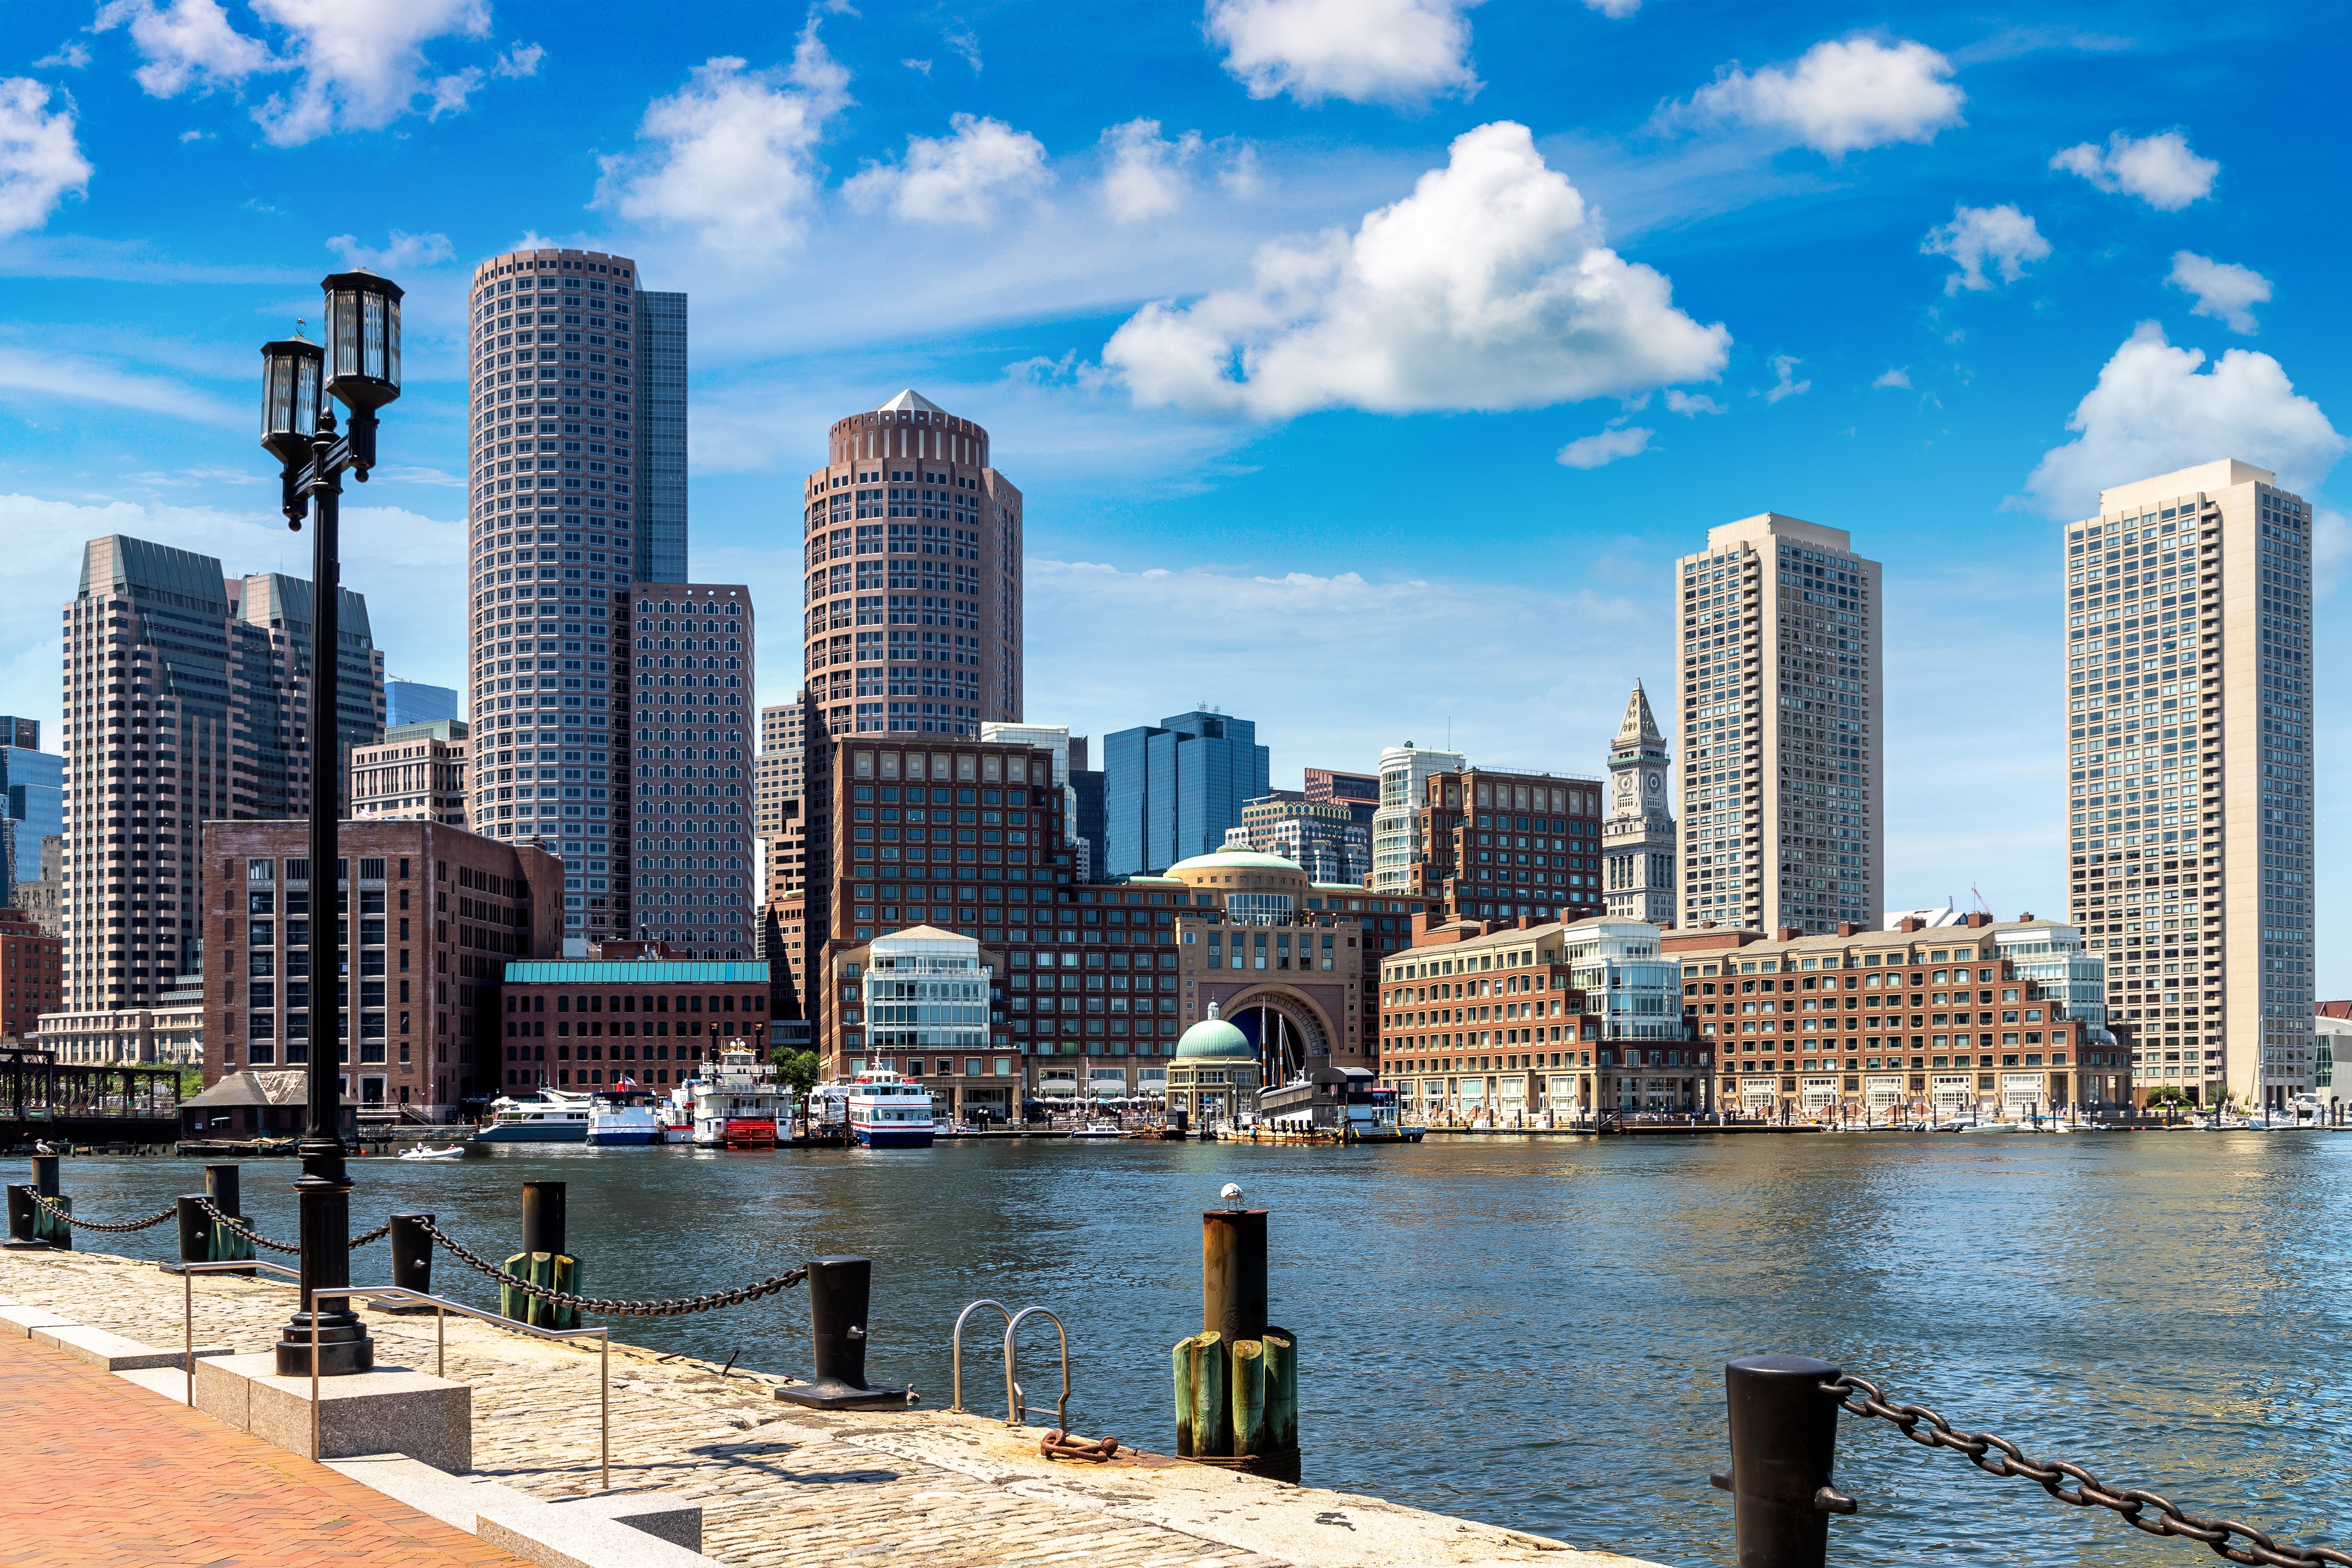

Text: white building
xmin=2061 ymin=460 xmax=2315 ymax=1108
xmin=1603 ymin=682 xmax=1677 ymax=925
xmin=1371 ymin=742 xmax=1463 ymax=892
xmin=1675 ymin=513 xmax=1882 ymax=935
xmin=861 ymin=924 xmax=992 ymax=1069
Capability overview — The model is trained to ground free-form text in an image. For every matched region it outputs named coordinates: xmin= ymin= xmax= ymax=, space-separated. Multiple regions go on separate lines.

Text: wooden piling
xmin=1202 ymin=1209 xmax=1266 ymax=1343
xmin=1230 ymin=1339 xmax=1267 ymax=1457
xmin=1173 ymin=1331 xmax=1228 ymax=1457
xmin=1262 ymin=1328 xmax=1297 ymax=1453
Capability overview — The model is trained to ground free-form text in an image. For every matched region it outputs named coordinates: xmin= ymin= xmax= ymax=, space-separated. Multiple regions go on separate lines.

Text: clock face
xmin=1645 ymin=771 xmax=1664 ymax=798
xmin=1616 ymin=772 xmax=1635 ymax=795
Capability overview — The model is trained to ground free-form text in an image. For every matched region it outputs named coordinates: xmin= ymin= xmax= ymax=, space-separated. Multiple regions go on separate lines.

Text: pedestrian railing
xmin=1717 ymin=1353 xmax=2350 ymax=1568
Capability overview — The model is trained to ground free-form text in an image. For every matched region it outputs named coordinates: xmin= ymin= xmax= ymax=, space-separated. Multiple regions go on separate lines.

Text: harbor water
xmin=43 ymin=1132 xmax=2352 ymax=1568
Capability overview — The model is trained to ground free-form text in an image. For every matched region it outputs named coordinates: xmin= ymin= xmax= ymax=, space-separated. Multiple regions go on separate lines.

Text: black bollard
xmin=170 ymin=1195 xmax=208 ymax=1271
xmin=1202 ymin=1208 xmax=1267 ymax=1345
xmin=30 ymin=1155 xmax=59 ymax=1198
xmin=379 ymin=1212 xmax=436 ymax=1314
xmin=27 ymin=1155 xmax=68 ymax=1251
xmin=521 ymin=1180 xmax=565 ymax=1258
xmin=503 ymin=1182 xmax=577 ymax=1328
xmin=206 ymin=1163 xmax=240 ymax=1218
xmin=2 ymin=1185 xmax=41 ymax=1250
xmin=1710 ymin=1355 xmax=1855 ymax=1568
xmin=775 ymin=1255 xmax=910 ymax=1409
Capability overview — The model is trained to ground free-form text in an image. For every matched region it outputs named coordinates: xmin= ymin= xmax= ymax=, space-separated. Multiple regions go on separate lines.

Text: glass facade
xmin=1102 ymin=711 xmax=1270 ymax=875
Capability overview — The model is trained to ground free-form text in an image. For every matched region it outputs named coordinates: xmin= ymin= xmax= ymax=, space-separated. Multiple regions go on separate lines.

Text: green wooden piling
xmin=1173 ymin=1330 xmax=1228 ymax=1457
xmin=501 ymin=1251 xmax=581 ymax=1330
xmin=1230 ymin=1338 xmax=1267 ymax=1457
xmin=1262 ymin=1327 xmax=1297 ymax=1453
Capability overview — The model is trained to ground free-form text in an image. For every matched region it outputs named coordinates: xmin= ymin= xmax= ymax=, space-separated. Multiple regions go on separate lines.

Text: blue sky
xmin=2 ymin=1 xmax=2345 ymax=983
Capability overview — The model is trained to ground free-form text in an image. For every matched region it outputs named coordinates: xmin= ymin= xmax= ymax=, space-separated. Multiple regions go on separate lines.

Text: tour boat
xmin=586 ymin=1085 xmax=664 ymax=1147
xmin=690 ymin=1046 xmax=792 ymax=1148
xmin=847 ymin=1065 xmax=935 ymax=1149
xmin=473 ymin=1090 xmax=593 ymax=1143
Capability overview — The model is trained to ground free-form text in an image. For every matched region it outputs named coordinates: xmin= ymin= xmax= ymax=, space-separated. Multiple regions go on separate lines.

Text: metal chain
xmin=23 ymin=1192 xmax=176 ymax=1234
xmin=347 ymin=1221 xmax=391 ymax=1250
xmin=414 ymin=1216 xmax=808 ymax=1318
xmin=1825 ymin=1373 xmax=2352 ymax=1568
xmin=192 ymin=1197 xmax=302 ymax=1256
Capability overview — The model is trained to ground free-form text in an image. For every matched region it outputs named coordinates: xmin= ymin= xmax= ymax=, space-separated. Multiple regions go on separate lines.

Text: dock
xmin=0 ymin=1245 xmax=1651 ymax=1568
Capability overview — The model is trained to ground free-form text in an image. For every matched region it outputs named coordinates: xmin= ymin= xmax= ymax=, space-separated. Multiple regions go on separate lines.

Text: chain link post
xmin=777 ymin=1256 xmax=909 ymax=1409
xmin=382 ymin=1212 xmax=436 ymax=1314
xmin=1713 ymin=1355 xmax=1854 ymax=1568
xmin=173 ymin=1195 xmax=208 ymax=1271
xmin=2 ymin=1185 xmax=39 ymax=1249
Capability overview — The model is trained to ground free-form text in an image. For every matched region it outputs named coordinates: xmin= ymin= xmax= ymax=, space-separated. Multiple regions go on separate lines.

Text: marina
xmin=22 ymin=1130 xmax=2352 ymax=1567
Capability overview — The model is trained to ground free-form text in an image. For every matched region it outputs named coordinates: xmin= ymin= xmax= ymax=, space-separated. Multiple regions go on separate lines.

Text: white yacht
xmin=586 ymin=1086 xmax=664 ymax=1147
xmin=848 ymin=1064 xmax=936 ymax=1148
xmin=690 ymin=1046 xmax=793 ymax=1148
xmin=473 ymin=1088 xmax=593 ymax=1143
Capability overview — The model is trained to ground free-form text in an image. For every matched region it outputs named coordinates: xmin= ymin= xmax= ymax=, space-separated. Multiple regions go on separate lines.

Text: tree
xmin=771 ymin=1050 xmax=821 ymax=1096
xmin=2144 ymin=1085 xmax=2192 ymax=1108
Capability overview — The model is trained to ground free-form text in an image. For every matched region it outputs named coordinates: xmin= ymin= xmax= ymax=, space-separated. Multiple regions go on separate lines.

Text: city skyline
xmin=0 ymin=3 xmax=2343 ymax=986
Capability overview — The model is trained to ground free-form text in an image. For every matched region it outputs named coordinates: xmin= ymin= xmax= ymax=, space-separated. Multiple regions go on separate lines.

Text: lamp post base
xmin=273 ymin=1319 xmax=378 ymax=1377
xmin=274 ymin=1138 xmax=374 ymax=1377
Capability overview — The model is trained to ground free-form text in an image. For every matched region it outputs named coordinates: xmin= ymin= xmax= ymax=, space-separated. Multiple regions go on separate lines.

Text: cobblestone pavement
xmin=0 ymin=1328 xmax=530 ymax=1568
xmin=0 ymin=1248 xmax=1627 ymax=1568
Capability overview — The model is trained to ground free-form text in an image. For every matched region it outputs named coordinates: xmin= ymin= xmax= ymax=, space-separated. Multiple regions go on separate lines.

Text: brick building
xmin=200 ymin=821 xmax=561 ymax=1116
xmin=0 ymin=907 xmax=63 ymax=1042
xmin=1408 ymin=767 xmax=1607 ymax=924
xmin=497 ymin=951 xmax=771 ymax=1093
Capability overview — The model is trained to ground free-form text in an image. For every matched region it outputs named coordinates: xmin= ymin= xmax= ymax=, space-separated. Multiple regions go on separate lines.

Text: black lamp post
xmin=259 ymin=269 xmax=403 ymax=1377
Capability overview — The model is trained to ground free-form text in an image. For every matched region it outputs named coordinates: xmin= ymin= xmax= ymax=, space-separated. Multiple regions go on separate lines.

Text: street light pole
xmin=258 ymin=270 xmax=403 ymax=1377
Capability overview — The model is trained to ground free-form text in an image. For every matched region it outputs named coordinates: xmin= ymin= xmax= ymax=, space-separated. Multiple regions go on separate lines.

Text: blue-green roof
xmin=505 ymin=961 xmax=770 ymax=984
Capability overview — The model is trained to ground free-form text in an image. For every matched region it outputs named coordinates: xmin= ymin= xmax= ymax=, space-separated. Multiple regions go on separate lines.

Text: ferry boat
xmin=848 ymin=1065 xmax=935 ymax=1149
xmin=690 ymin=1046 xmax=793 ymax=1148
xmin=473 ymin=1089 xmax=593 ymax=1143
xmin=586 ymin=1085 xmax=664 ymax=1147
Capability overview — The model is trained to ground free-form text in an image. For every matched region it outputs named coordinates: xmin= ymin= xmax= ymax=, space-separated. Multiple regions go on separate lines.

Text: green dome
xmin=1164 ymin=847 xmax=1304 ymax=875
xmin=1176 ymin=1003 xmax=1255 ymax=1061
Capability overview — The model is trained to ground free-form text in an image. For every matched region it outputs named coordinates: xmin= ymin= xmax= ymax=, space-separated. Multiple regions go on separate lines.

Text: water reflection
xmin=45 ymin=1133 xmax=2352 ymax=1568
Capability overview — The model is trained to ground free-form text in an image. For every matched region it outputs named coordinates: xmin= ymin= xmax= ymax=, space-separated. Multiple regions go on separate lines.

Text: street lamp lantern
xmin=258 ymin=335 xmax=322 ymax=469
xmin=320 ymin=271 xmax=402 ymax=475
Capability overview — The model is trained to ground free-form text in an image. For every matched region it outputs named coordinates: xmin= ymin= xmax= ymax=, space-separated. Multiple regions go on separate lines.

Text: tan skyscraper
xmin=462 ymin=245 xmax=688 ymax=946
xmin=1674 ymin=513 xmax=1882 ymax=935
xmin=2063 ymin=459 xmax=2314 ymax=1109
xmin=1603 ymin=681 xmax=1676 ymax=925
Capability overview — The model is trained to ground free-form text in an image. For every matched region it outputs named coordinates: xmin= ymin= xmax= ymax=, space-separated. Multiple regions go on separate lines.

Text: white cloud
xmin=2050 ymin=130 xmax=2216 ymax=210
xmin=1585 ymin=0 xmax=1640 ymax=16
xmin=1921 ymin=202 xmax=2049 ymax=293
xmin=1101 ymin=121 xmax=1729 ymax=420
xmin=0 ymin=79 xmax=92 ymax=239
xmin=1664 ymin=389 xmax=1725 ymax=415
xmin=2167 ymin=251 xmax=2270 ymax=335
xmin=1557 ymin=424 xmax=1652 ymax=468
xmin=325 ymin=228 xmax=454 ymax=271
xmin=2024 ymin=322 xmax=2346 ymax=518
xmin=34 ymin=43 xmax=93 ymax=70
xmin=1761 ymin=354 xmax=1809 ymax=403
xmin=1098 ymin=118 xmax=1205 ymax=222
xmin=844 ymin=113 xmax=1051 ymax=226
xmin=1872 ymin=366 xmax=1910 ymax=388
xmin=594 ymin=25 xmax=850 ymax=254
xmin=95 ymin=0 xmax=523 ymax=144
xmin=1205 ymin=0 xmax=1478 ymax=106
xmin=1672 ymin=37 xmax=1964 ymax=156
xmin=902 ymin=57 xmax=931 ymax=75
xmin=493 ymin=41 xmax=542 ymax=78
xmin=0 ymin=344 xmax=240 ymax=420
xmin=944 ymin=23 xmax=982 ymax=73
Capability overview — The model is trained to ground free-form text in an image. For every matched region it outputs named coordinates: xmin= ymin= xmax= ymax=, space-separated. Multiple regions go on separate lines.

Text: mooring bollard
xmin=776 ymin=1255 xmax=910 ymax=1409
xmin=200 ymin=1162 xmax=254 ymax=1274
xmin=171 ymin=1195 xmax=209 ymax=1271
xmin=502 ymin=1180 xmax=580 ymax=1329
xmin=1710 ymin=1355 xmax=1855 ymax=1568
xmin=380 ymin=1212 xmax=436 ymax=1313
xmin=2 ymin=1184 xmax=41 ymax=1250
xmin=26 ymin=1155 xmax=69 ymax=1250
xmin=1172 ymin=1188 xmax=1299 ymax=1475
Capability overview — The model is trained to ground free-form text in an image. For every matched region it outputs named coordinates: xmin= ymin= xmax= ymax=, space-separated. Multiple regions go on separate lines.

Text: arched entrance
xmin=1223 ymin=988 xmax=1332 ymax=1086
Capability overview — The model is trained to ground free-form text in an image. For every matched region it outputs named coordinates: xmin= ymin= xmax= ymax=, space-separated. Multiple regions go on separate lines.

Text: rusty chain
xmin=23 ymin=1192 xmax=176 ymax=1234
xmin=414 ymin=1216 xmax=808 ymax=1318
xmin=1825 ymin=1373 xmax=2352 ymax=1568
xmin=347 ymin=1221 xmax=391 ymax=1250
xmin=192 ymin=1197 xmax=302 ymax=1256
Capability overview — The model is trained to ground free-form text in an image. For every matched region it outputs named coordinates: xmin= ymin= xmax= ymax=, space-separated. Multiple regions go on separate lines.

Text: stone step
xmin=33 ymin=1322 xmax=232 ymax=1372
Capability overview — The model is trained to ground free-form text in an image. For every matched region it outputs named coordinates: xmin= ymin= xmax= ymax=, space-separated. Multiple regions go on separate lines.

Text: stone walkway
xmin=0 ymin=1329 xmax=529 ymax=1568
xmin=0 ymin=1246 xmax=1637 ymax=1568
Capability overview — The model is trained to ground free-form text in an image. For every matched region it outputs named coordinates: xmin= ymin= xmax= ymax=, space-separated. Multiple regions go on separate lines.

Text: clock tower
xmin=1603 ymin=680 xmax=1677 ymax=925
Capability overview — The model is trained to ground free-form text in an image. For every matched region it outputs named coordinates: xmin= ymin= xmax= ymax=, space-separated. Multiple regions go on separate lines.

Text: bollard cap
xmin=1727 ymin=1353 xmax=1842 ymax=1381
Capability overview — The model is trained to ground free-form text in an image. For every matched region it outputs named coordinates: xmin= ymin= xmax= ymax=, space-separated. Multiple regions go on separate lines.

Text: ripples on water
xmin=49 ymin=1133 xmax=2352 ymax=1568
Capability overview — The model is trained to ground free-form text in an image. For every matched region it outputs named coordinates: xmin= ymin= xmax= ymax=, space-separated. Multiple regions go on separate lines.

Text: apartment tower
xmin=1371 ymin=743 xmax=1463 ymax=893
xmin=2063 ymin=459 xmax=2314 ymax=1108
xmin=464 ymin=245 xmax=689 ymax=946
xmin=1676 ymin=513 xmax=1882 ymax=935
xmin=56 ymin=536 xmax=383 ymax=1010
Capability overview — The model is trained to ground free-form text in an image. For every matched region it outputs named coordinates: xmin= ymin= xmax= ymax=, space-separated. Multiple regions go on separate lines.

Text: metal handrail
xmin=1002 ymin=1305 xmax=1068 ymax=1431
xmin=175 ymin=1260 xmax=610 ymax=1489
xmin=948 ymin=1298 xmax=1011 ymax=1414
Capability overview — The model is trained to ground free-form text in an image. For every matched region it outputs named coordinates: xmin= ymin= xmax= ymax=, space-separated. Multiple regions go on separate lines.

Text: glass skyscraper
xmin=1104 ymin=710 xmax=1270 ymax=875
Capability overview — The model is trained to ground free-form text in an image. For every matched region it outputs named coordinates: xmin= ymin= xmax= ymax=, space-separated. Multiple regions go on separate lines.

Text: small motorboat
xmin=1068 ymin=1122 xmax=1124 ymax=1141
xmin=399 ymin=1144 xmax=466 ymax=1161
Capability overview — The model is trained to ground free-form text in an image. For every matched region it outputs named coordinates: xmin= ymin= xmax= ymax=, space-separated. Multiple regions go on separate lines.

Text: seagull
xmin=1220 ymin=1183 xmax=1245 ymax=1210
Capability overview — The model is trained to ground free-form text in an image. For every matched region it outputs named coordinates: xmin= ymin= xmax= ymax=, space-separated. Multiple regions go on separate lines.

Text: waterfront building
xmin=612 ymin=582 xmax=755 ymax=959
xmin=1675 ymin=513 xmax=1882 ymax=935
xmin=1165 ymin=1004 xmax=1260 ymax=1128
xmin=496 ymin=950 xmax=768 ymax=1094
xmin=464 ymin=245 xmax=683 ymax=946
xmin=981 ymin=721 xmax=1084 ymax=870
xmin=195 ymin=819 xmax=561 ymax=1114
xmin=858 ymin=925 xmax=995 ymax=1105
xmin=1376 ymin=915 xmax=1689 ymax=1121
xmin=57 ymin=536 xmax=383 ymax=1017
xmin=1371 ymin=742 xmax=1462 ymax=892
xmin=1104 ymin=710 xmax=1270 ymax=876
xmin=1664 ymin=913 xmax=2122 ymax=1121
xmin=1 ymin=727 xmax=62 ymax=899
xmin=11 ymin=834 xmax=63 ymax=938
xmin=35 ymin=989 xmax=201 ymax=1065
xmin=385 ymin=678 xmax=460 ymax=728
xmin=2062 ymin=460 xmax=2314 ymax=1109
xmin=351 ymin=720 xmax=470 ymax=827
xmin=0 ymin=907 xmax=63 ymax=1042
xmin=1602 ymin=682 xmax=1677 ymax=925
xmin=1233 ymin=793 xmax=1369 ymax=885
xmin=802 ymin=389 xmax=1024 ymax=742
xmin=2317 ymin=1001 xmax=2351 ymax=1116
xmin=1405 ymin=766 xmax=1606 ymax=923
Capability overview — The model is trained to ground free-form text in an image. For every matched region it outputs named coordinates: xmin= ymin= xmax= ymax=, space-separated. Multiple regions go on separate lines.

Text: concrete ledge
xmin=0 ymin=1302 xmax=75 ymax=1337
xmin=323 ymin=1453 xmax=539 ymax=1534
xmin=477 ymin=1503 xmax=725 ymax=1568
xmin=33 ymin=1322 xmax=231 ymax=1371
xmin=195 ymin=1352 xmax=471 ymax=1473
xmin=324 ymin=1454 xmax=705 ymax=1554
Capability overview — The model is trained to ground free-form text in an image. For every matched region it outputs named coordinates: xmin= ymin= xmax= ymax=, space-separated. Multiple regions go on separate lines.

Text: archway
xmin=1222 ymin=987 xmax=1333 ymax=1086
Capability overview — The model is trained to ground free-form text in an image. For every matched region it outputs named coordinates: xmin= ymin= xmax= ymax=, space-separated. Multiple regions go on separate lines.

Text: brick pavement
xmin=0 ymin=1329 xmax=530 ymax=1568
